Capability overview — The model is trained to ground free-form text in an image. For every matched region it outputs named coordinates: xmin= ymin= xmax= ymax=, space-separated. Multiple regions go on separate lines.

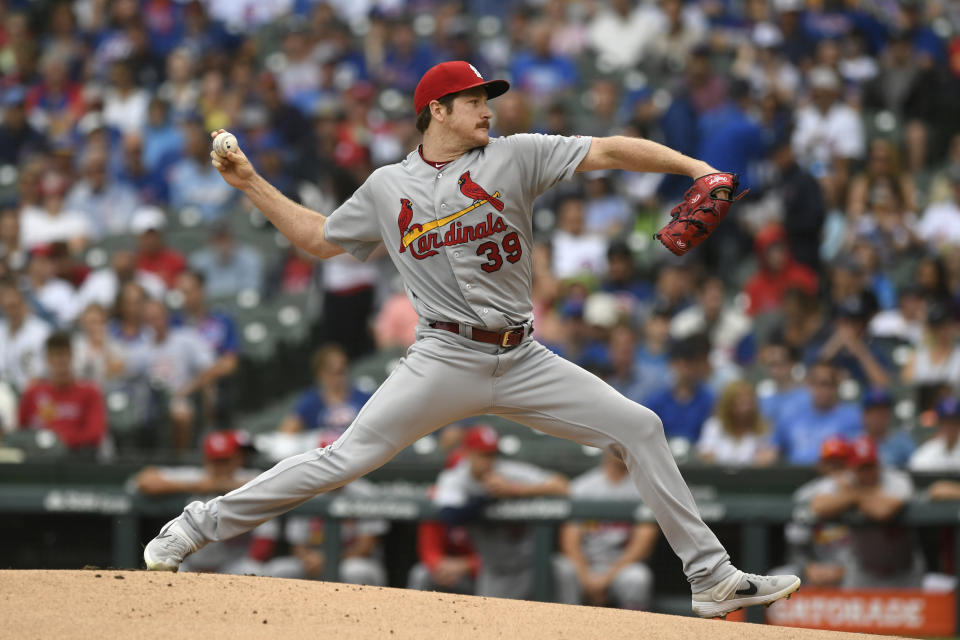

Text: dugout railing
xmin=1 ymin=477 xmax=959 ymax=629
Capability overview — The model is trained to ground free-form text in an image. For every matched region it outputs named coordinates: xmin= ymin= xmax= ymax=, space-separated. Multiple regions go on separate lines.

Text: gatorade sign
xmin=764 ymin=589 xmax=956 ymax=636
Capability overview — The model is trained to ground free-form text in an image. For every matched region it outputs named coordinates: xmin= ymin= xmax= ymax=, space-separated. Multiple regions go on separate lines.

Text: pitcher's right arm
xmin=209 ymin=129 xmax=344 ymax=259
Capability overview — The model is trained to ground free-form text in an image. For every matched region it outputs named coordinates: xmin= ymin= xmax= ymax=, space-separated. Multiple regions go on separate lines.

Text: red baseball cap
xmin=819 ymin=435 xmax=850 ymax=462
xmin=847 ymin=437 xmax=878 ymax=468
xmin=413 ymin=61 xmax=509 ymax=115
xmin=463 ymin=425 xmax=499 ymax=454
xmin=203 ymin=430 xmax=241 ymax=460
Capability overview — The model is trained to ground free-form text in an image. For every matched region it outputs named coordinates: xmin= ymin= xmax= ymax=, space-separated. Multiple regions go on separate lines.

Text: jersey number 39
xmin=476 ymin=232 xmax=522 ymax=273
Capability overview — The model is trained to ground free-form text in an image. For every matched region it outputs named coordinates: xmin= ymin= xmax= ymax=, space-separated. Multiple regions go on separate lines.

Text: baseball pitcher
xmin=145 ymin=61 xmax=799 ymax=618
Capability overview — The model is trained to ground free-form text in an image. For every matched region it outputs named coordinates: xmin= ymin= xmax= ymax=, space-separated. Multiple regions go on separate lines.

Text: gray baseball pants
xmin=178 ymin=328 xmax=736 ymax=592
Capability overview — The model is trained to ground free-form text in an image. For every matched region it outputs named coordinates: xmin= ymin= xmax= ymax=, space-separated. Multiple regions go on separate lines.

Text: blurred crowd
xmin=2 ymin=0 xmax=960 ymax=477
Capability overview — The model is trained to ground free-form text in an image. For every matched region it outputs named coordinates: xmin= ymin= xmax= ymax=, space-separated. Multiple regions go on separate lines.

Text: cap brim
xmin=443 ymin=79 xmax=510 ymax=103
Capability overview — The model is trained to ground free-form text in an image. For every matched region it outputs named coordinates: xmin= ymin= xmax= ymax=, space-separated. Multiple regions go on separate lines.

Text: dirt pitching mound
xmin=1 ymin=570 xmax=886 ymax=639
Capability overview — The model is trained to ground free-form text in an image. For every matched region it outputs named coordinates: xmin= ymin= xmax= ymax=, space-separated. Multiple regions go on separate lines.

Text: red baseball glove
xmin=654 ymin=173 xmax=747 ymax=256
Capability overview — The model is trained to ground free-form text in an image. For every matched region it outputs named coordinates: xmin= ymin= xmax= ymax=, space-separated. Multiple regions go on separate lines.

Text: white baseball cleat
xmin=692 ymin=570 xmax=801 ymax=619
xmin=143 ymin=517 xmax=198 ymax=572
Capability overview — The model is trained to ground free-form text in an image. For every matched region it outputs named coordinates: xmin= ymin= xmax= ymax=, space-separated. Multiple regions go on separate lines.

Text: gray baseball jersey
xmin=324 ymin=134 xmax=591 ymax=328
xmin=171 ymin=134 xmax=737 ymax=595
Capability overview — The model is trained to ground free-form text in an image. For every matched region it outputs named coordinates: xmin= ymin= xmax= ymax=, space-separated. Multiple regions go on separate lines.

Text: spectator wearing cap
xmin=0 ymin=86 xmax=46 ymax=165
xmin=19 ymin=172 xmax=92 ymax=252
xmin=0 ymin=278 xmax=52 ymax=392
xmin=433 ymin=425 xmax=568 ymax=600
xmin=131 ymin=206 xmax=186 ymax=288
xmin=743 ymin=224 xmax=818 ymax=317
xmin=902 ymin=301 xmax=960 ymax=391
xmin=909 ymin=397 xmax=960 ymax=473
xmin=599 ymin=242 xmax=653 ymax=319
xmin=861 ymin=388 xmax=915 ymax=468
xmin=23 ymin=247 xmax=79 ymax=328
xmin=696 ymin=379 xmax=770 ymax=467
xmin=768 ymin=360 xmax=862 ymax=465
xmin=555 ymin=451 xmax=659 ymax=610
xmin=808 ymin=437 xmax=923 ymax=588
xmin=279 ymin=344 xmax=371 ymax=439
xmin=642 ymin=333 xmax=715 ymax=444
xmin=168 ymin=121 xmax=237 ymax=221
xmin=791 ymin=66 xmax=865 ymax=186
xmin=187 ymin=222 xmax=263 ymax=300
xmin=18 ymin=331 xmax=106 ymax=452
xmin=811 ymin=292 xmax=890 ymax=389
xmin=63 ymin=150 xmax=143 ymax=238
xmin=775 ymin=436 xmax=853 ymax=588
xmin=135 ymin=430 xmax=258 ymax=495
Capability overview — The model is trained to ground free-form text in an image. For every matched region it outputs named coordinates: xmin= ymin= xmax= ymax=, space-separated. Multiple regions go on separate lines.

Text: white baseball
xmin=213 ymin=131 xmax=238 ymax=157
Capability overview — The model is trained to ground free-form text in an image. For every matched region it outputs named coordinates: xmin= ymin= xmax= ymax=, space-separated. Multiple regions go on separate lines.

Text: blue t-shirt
xmin=759 ymin=387 xmax=808 ymax=426
xmin=772 ymin=392 xmax=863 ymax=465
xmin=877 ymin=430 xmax=916 ymax=468
xmin=643 ymin=384 xmax=715 ymax=443
xmin=173 ymin=311 xmax=239 ymax=356
xmin=294 ymin=387 xmax=372 ymax=435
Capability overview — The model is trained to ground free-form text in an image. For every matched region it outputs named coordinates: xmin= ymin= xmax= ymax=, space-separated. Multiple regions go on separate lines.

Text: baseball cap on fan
xmin=413 ymin=61 xmax=510 ymax=115
xmin=203 ymin=430 xmax=242 ymax=460
xmin=463 ymin=425 xmax=499 ymax=454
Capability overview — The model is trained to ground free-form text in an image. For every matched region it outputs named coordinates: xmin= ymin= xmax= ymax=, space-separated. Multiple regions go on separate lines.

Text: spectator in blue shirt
xmin=509 ymin=21 xmax=579 ymax=103
xmin=697 ymin=79 xmax=766 ymax=192
xmin=757 ymin=339 xmax=806 ymax=426
xmin=188 ymin=222 xmax=263 ymax=299
xmin=279 ymin=344 xmax=371 ymax=438
xmin=860 ymin=388 xmax=915 ymax=468
xmin=142 ymin=98 xmax=183 ymax=172
xmin=173 ymin=269 xmax=241 ymax=422
xmin=379 ymin=20 xmax=437 ymax=94
xmin=770 ymin=360 xmax=863 ymax=465
xmin=643 ymin=333 xmax=715 ymax=443
xmin=168 ymin=121 xmax=236 ymax=221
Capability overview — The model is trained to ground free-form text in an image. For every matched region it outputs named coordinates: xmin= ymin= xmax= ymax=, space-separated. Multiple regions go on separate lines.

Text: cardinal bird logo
xmin=397 ymin=198 xmax=414 ymax=250
xmin=458 ymin=171 xmax=504 ymax=211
